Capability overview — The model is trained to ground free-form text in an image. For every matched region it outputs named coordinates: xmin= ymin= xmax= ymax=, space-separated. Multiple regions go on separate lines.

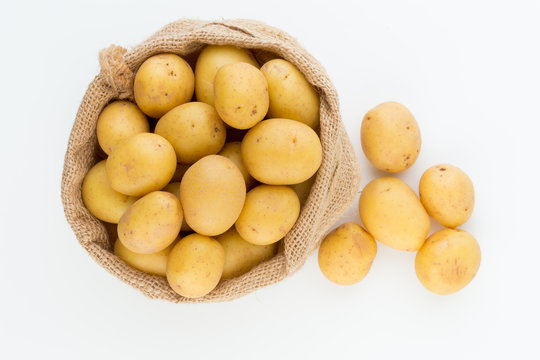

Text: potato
xmin=216 ymin=227 xmax=277 ymax=279
xmin=171 ymin=163 xmax=190 ymax=182
xmin=134 ymin=54 xmax=194 ymax=118
xmin=415 ymin=229 xmax=481 ymax=295
xmin=235 ymin=185 xmax=300 ymax=245
xmin=96 ymin=101 xmax=149 ymax=155
xmin=242 ymin=118 xmax=322 ymax=185
xmin=318 ymin=222 xmax=377 ymax=285
xmin=82 ymin=160 xmax=138 ymax=223
xmin=291 ymin=174 xmax=316 ymax=206
xmin=419 ymin=164 xmax=475 ymax=228
xmin=195 ymin=45 xmax=259 ymax=106
xmin=155 ymin=102 xmax=226 ymax=164
xmin=359 ymin=177 xmax=430 ymax=251
xmin=114 ymin=237 xmax=176 ymax=276
xmin=361 ymin=101 xmax=421 ymax=172
xmin=261 ymin=59 xmax=320 ymax=129
xmin=166 ymin=234 xmax=225 ymax=298
xmin=214 ymin=62 xmax=269 ymax=129
xmin=180 ymin=155 xmax=246 ymax=236
xmin=106 ymin=133 xmax=176 ymax=196
xmin=218 ymin=142 xmax=256 ymax=189
xmin=161 ymin=182 xmax=191 ymax=232
xmin=118 ymin=191 xmax=182 ymax=254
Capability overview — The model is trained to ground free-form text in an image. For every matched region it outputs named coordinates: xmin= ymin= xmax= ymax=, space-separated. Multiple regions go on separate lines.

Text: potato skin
xmin=134 ymin=54 xmax=194 ymax=118
xmin=161 ymin=182 xmax=191 ymax=232
xmin=214 ymin=62 xmax=269 ymax=129
xmin=155 ymin=102 xmax=226 ymax=164
xmin=318 ymin=223 xmax=377 ymax=285
xmin=96 ymin=101 xmax=149 ymax=155
xmin=166 ymin=234 xmax=225 ymax=298
xmin=291 ymin=174 xmax=316 ymax=206
xmin=261 ymin=59 xmax=320 ymax=129
xmin=218 ymin=142 xmax=256 ymax=189
xmin=114 ymin=238 xmax=176 ymax=276
xmin=106 ymin=133 xmax=176 ymax=196
xmin=415 ymin=229 xmax=481 ymax=295
xmin=419 ymin=164 xmax=475 ymax=228
xmin=359 ymin=177 xmax=430 ymax=251
xmin=180 ymin=155 xmax=246 ymax=236
xmin=241 ymin=118 xmax=322 ymax=185
xmin=82 ymin=160 xmax=138 ymax=223
xmin=195 ymin=45 xmax=259 ymax=106
xmin=217 ymin=227 xmax=277 ymax=279
xmin=361 ymin=101 xmax=421 ymax=172
xmin=235 ymin=185 xmax=300 ymax=245
xmin=118 ymin=191 xmax=182 ymax=254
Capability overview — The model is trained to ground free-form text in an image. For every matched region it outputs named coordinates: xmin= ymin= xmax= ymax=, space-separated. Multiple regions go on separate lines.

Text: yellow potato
xmin=217 ymin=227 xmax=277 ymax=279
xmin=419 ymin=164 xmax=475 ymax=228
xmin=318 ymin=222 xmax=377 ymax=285
xmin=361 ymin=101 xmax=421 ymax=172
xmin=171 ymin=163 xmax=190 ymax=182
xmin=415 ymin=229 xmax=481 ymax=295
xmin=241 ymin=118 xmax=322 ymax=185
xmin=214 ymin=62 xmax=269 ymax=129
xmin=218 ymin=142 xmax=256 ymax=189
xmin=235 ymin=185 xmax=300 ymax=245
xmin=155 ymin=102 xmax=226 ymax=164
xmin=291 ymin=174 xmax=316 ymax=206
xmin=359 ymin=177 xmax=430 ymax=251
xmin=134 ymin=54 xmax=194 ymax=118
xmin=118 ymin=191 xmax=182 ymax=254
xmin=96 ymin=101 xmax=149 ymax=155
xmin=161 ymin=182 xmax=191 ymax=232
xmin=195 ymin=45 xmax=259 ymax=106
xmin=114 ymin=238 xmax=176 ymax=276
xmin=106 ymin=133 xmax=176 ymax=196
xmin=166 ymin=234 xmax=225 ymax=298
xmin=261 ymin=59 xmax=320 ymax=129
xmin=82 ymin=160 xmax=138 ymax=223
xmin=180 ymin=155 xmax=246 ymax=236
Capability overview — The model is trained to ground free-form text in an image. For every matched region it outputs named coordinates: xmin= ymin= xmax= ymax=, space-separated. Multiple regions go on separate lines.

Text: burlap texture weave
xmin=61 ymin=19 xmax=361 ymax=302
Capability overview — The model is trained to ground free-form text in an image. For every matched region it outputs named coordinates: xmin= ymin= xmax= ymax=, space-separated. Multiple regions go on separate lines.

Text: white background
xmin=1 ymin=0 xmax=538 ymax=359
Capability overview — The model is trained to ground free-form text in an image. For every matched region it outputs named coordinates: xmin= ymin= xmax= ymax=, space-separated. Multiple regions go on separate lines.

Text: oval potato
xmin=359 ymin=177 xmax=430 ymax=251
xmin=114 ymin=238 xmax=176 ymax=276
xmin=180 ymin=155 xmax=246 ymax=236
xmin=241 ymin=118 xmax=322 ymax=185
xmin=161 ymin=182 xmax=191 ymax=232
xmin=415 ymin=229 xmax=481 ymax=295
xmin=218 ymin=142 xmax=256 ymax=189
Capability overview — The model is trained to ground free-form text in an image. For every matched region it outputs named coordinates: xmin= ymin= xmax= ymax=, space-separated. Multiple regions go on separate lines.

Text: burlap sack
xmin=61 ymin=19 xmax=360 ymax=302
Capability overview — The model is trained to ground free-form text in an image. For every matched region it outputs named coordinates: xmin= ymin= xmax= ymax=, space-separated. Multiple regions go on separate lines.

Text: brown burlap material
xmin=61 ymin=19 xmax=361 ymax=302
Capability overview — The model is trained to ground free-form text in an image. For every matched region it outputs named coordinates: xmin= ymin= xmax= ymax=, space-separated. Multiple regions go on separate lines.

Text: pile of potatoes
xmin=318 ymin=102 xmax=481 ymax=295
xmin=82 ymin=45 xmax=322 ymax=298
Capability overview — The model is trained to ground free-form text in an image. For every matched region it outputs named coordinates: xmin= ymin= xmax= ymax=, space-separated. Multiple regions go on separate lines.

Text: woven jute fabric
xmin=61 ymin=19 xmax=361 ymax=302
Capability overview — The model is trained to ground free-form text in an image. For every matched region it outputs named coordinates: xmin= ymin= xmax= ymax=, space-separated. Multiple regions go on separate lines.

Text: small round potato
xmin=106 ymin=133 xmax=176 ymax=196
xmin=180 ymin=155 xmax=246 ymax=236
xmin=218 ymin=142 xmax=256 ymax=189
xmin=166 ymin=234 xmax=225 ymax=298
xmin=217 ymin=227 xmax=277 ymax=279
xmin=82 ymin=160 xmax=138 ymax=223
xmin=118 ymin=191 xmax=182 ymax=254
xmin=96 ymin=101 xmax=149 ymax=155
xmin=235 ymin=185 xmax=300 ymax=245
xmin=214 ymin=62 xmax=269 ymax=129
xmin=161 ymin=182 xmax=191 ymax=232
xmin=155 ymin=102 xmax=226 ymax=164
xmin=195 ymin=45 xmax=259 ymax=106
xmin=241 ymin=118 xmax=322 ymax=185
xmin=361 ymin=101 xmax=421 ymax=172
xmin=318 ymin=223 xmax=377 ymax=285
xmin=415 ymin=229 xmax=481 ymax=295
xmin=291 ymin=174 xmax=316 ymax=206
xmin=114 ymin=238 xmax=176 ymax=276
xmin=359 ymin=177 xmax=430 ymax=251
xmin=419 ymin=164 xmax=475 ymax=228
xmin=134 ymin=54 xmax=194 ymax=118
xmin=261 ymin=59 xmax=320 ymax=129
